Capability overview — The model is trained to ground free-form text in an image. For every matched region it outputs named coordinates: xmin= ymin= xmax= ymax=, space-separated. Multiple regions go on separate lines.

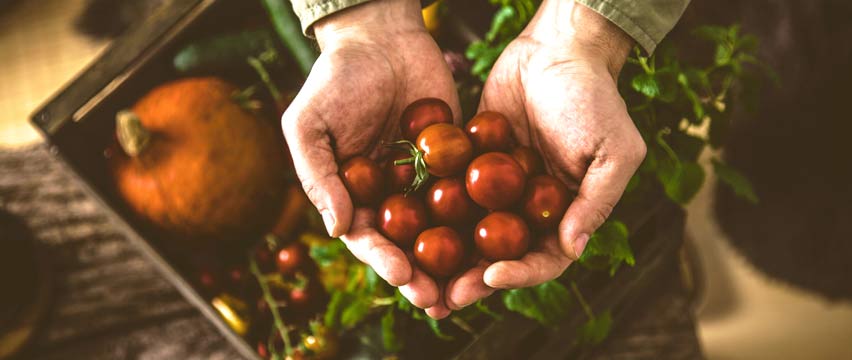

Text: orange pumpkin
xmin=109 ymin=77 xmax=288 ymax=244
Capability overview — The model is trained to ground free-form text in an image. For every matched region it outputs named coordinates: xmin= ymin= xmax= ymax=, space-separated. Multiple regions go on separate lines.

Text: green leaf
xmin=577 ymin=310 xmax=612 ymax=345
xmin=502 ymin=287 xmax=546 ymax=324
xmin=532 ymin=281 xmax=572 ymax=323
xmin=309 ymin=239 xmax=347 ymax=267
xmin=715 ymin=43 xmax=734 ymax=66
xmin=381 ymin=308 xmax=401 ymax=352
xmin=579 ymin=221 xmax=633 ymax=276
xmin=323 ymin=291 xmax=346 ymax=329
xmin=426 ymin=317 xmax=453 ymax=340
xmin=660 ymin=160 xmax=705 ymax=204
xmin=631 ymin=72 xmax=660 ymax=98
xmin=711 ymin=158 xmax=759 ymax=204
xmin=668 ymin=131 xmax=706 ymax=162
xmin=678 ymin=72 xmax=705 ymax=121
xmin=340 ymin=297 xmax=371 ymax=329
xmin=693 ymin=25 xmax=729 ymax=43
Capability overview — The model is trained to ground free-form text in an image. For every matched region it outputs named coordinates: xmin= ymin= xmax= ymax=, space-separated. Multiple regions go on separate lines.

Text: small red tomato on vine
xmin=340 ymin=156 xmax=384 ymax=206
xmin=521 ymin=175 xmax=572 ymax=230
xmin=399 ymin=97 xmax=453 ymax=142
xmin=474 ymin=212 xmax=530 ymax=261
xmin=466 ymin=152 xmax=526 ymax=210
xmin=276 ymin=242 xmax=307 ymax=275
xmin=465 ymin=111 xmax=514 ymax=153
xmin=414 ymin=226 xmax=466 ymax=278
xmin=376 ymin=194 xmax=429 ymax=247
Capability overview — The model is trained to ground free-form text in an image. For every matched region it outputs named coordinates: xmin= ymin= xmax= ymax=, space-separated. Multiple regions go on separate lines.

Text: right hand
xmin=281 ymin=0 xmax=460 ymax=314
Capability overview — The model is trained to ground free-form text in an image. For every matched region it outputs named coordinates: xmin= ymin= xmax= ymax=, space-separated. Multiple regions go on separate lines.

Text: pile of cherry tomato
xmin=340 ymin=98 xmax=574 ymax=278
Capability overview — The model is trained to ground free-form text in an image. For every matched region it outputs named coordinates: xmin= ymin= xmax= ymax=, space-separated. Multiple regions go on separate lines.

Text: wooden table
xmin=0 ymin=145 xmax=703 ymax=359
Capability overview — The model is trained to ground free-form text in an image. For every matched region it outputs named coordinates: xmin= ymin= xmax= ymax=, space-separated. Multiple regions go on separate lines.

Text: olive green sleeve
xmin=290 ymin=0 xmax=373 ymax=36
xmin=575 ymin=0 xmax=690 ymax=53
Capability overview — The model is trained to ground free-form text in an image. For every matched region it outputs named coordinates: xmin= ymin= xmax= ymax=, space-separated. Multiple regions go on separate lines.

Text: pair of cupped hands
xmin=282 ymin=0 xmax=646 ymax=319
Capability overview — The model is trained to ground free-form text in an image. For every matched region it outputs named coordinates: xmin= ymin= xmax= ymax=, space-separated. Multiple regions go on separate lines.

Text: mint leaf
xmin=502 ymin=280 xmax=572 ymax=326
xmin=631 ymin=72 xmax=660 ymax=98
xmin=579 ymin=221 xmax=633 ymax=276
xmin=711 ymin=158 xmax=758 ymax=204
xmin=659 ymin=160 xmax=706 ymax=204
xmin=577 ymin=310 xmax=612 ymax=345
xmin=693 ymin=25 xmax=729 ymax=43
xmin=502 ymin=287 xmax=545 ymax=324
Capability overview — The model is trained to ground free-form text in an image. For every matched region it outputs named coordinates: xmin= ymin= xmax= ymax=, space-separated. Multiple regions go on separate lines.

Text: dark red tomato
xmin=289 ymin=286 xmax=311 ymax=307
xmin=276 ymin=242 xmax=307 ymax=275
xmin=340 ymin=156 xmax=384 ymax=206
xmin=466 ymin=152 xmax=526 ymax=210
xmin=521 ymin=175 xmax=572 ymax=230
xmin=417 ymin=123 xmax=473 ymax=177
xmin=400 ymin=98 xmax=453 ymax=141
xmin=511 ymin=146 xmax=544 ymax=178
xmin=474 ymin=212 xmax=530 ymax=261
xmin=465 ymin=111 xmax=514 ymax=153
xmin=376 ymin=194 xmax=429 ymax=247
xmin=414 ymin=226 xmax=465 ymax=278
xmin=425 ymin=177 xmax=480 ymax=226
xmin=385 ymin=151 xmax=416 ymax=193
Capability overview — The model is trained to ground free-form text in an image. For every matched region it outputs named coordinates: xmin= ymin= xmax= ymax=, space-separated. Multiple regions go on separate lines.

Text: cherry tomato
xmin=414 ymin=226 xmax=465 ymax=278
xmin=417 ymin=123 xmax=473 ymax=177
xmin=276 ymin=242 xmax=307 ymax=275
xmin=511 ymin=146 xmax=544 ymax=178
xmin=474 ymin=212 xmax=530 ymax=261
xmin=466 ymin=152 xmax=526 ymax=210
xmin=425 ymin=177 xmax=480 ymax=226
xmin=465 ymin=111 xmax=514 ymax=153
xmin=521 ymin=175 xmax=572 ymax=230
xmin=376 ymin=194 xmax=429 ymax=247
xmin=385 ymin=151 xmax=416 ymax=193
xmin=340 ymin=156 xmax=384 ymax=206
xmin=400 ymin=98 xmax=453 ymax=141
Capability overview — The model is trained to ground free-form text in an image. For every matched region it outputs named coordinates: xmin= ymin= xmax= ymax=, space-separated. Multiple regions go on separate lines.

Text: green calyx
xmin=387 ymin=140 xmax=429 ymax=194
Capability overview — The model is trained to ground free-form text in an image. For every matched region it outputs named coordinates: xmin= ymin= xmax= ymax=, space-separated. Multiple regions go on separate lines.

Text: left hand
xmin=433 ymin=0 xmax=647 ymax=318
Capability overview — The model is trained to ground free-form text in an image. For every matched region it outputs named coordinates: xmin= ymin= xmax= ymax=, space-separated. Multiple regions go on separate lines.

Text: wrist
xmin=314 ymin=0 xmax=425 ymax=50
xmin=525 ymin=0 xmax=634 ymax=79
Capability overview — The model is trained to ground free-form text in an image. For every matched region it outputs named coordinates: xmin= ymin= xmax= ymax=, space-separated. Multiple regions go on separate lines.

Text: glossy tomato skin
xmin=465 ymin=111 xmax=514 ymax=153
xmin=425 ymin=177 xmax=481 ymax=226
xmin=376 ymin=194 xmax=429 ymax=248
xmin=340 ymin=156 xmax=384 ymax=206
xmin=385 ymin=151 xmax=416 ymax=193
xmin=522 ymin=175 xmax=572 ymax=230
xmin=414 ymin=226 xmax=466 ymax=278
xmin=276 ymin=242 xmax=307 ymax=275
xmin=511 ymin=146 xmax=544 ymax=178
xmin=474 ymin=212 xmax=530 ymax=261
xmin=466 ymin=152 xmax=526 ymax=210
xmin=400 ymin=98 xmax=453 ymax=141
xmin=417 ymin=123 xmax=473 ymax=177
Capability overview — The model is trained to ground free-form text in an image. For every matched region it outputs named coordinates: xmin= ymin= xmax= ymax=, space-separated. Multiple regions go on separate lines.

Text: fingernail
xmin=320 ymin=210 xmax=335 ymax=237
xmin=573 ymin=233 xmax=590 ymax=259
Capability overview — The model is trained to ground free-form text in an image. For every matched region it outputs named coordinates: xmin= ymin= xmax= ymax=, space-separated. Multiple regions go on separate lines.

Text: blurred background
xmin=1 ymin=0 xmax=851 ymax=359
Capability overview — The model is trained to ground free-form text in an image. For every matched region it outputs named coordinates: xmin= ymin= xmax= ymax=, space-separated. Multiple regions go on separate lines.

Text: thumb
xmin=558 ymin=156 xmax=637 ymax=260
xmin=281 ymin=96 xmax=353 ymax=238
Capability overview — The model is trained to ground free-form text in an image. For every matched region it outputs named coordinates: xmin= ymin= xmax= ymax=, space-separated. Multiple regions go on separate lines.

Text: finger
xmin=559 ymin=139 xmax=644 ymax=259
xmin=445 ymin=263 xmax=495 ymax=310
xmin=425 ymin=303 xmax=451 ymax=320
xmin=484 ymin=234 xmax=573 ymax=289
xmin=340 ymin=208 xmax=412 ymax=287
xmin=399 ymin=266 xmax=440 ymax=309
xmin=282 ymin=80 xmax=353 ymax=238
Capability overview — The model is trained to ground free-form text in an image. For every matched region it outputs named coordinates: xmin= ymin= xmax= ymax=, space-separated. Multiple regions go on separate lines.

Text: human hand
xmin=440 ymin=0 xmax=646 ymax=314
xmin=281 ymin=0 xmax=458 ymax=312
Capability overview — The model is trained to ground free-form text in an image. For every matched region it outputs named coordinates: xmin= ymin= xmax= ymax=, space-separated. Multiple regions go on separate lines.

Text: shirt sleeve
xmin=574 ymin=0 xmax=690 ymax=53
xmin=291 ymin=0 xmax=437 ymax=37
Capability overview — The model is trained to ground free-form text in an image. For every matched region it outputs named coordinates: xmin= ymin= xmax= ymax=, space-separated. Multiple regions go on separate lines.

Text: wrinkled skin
xmin=282 ymin=0 xmax=646 ymax=319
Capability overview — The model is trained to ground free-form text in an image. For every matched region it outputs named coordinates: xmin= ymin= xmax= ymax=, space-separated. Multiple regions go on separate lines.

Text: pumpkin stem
xmin=115 ymin=110 xmax=151 ymax=157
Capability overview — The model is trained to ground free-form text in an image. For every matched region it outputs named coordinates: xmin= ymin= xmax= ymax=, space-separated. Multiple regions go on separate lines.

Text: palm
xmin=283 ymin=29 xmax=459 ymax=313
